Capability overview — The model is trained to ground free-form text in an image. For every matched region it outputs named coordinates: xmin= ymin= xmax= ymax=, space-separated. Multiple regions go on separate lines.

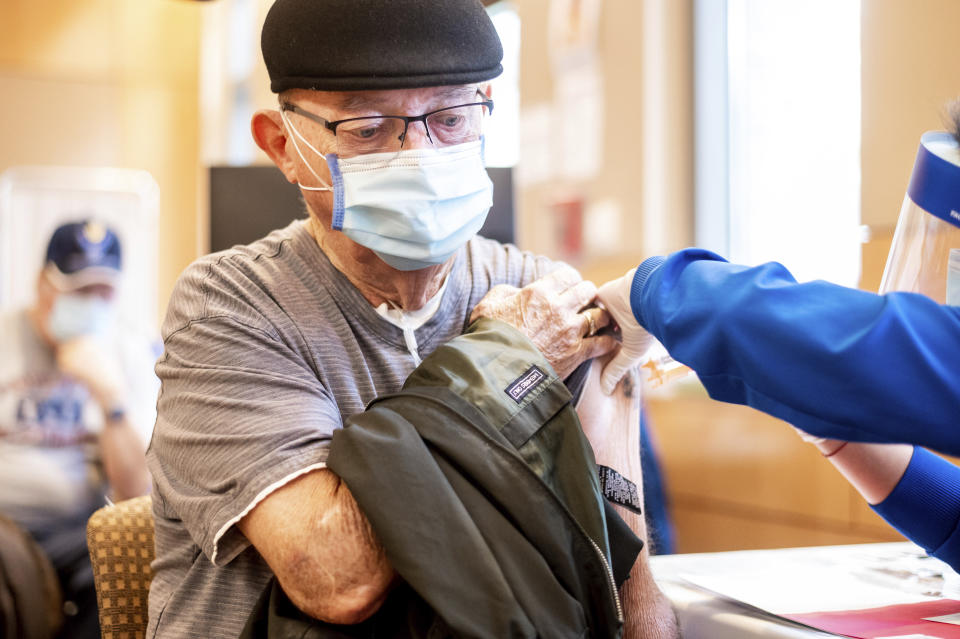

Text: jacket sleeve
xmin=629 ymin=248 xmax=960 ymax=455
xmin=872 ymin=447 xmax=960 ymax=571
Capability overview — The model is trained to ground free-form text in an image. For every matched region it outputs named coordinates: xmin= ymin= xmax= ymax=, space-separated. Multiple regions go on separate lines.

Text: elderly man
xmin=0 ymin=220 xmax=155 ymax=637
xmin=146 ymin=1 xmax=676 ymax=637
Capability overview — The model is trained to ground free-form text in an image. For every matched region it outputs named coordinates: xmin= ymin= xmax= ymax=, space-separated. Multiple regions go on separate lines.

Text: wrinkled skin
xmin=470 ymin=265 xmax=618 ymax=378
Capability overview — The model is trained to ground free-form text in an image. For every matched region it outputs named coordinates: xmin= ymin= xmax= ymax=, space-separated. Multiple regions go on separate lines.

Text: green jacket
xmin=241 ymin=318 xmax=643 ymax=638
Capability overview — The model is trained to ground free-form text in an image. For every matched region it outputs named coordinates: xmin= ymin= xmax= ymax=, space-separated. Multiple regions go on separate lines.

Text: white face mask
xmin=282 ymin=111 xmax=493 ymax=271
xmin=47 ymin=294 xmax=114 ymax=342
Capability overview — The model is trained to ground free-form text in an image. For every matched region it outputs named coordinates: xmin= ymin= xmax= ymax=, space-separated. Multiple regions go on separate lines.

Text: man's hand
xmin=55 ymin=336 xmax=126 ymax=408
xmin=596 ymin=268 xmax=655 ymax=395
xmin=470 ymin=266 xmax=618 ymax=378
xmin=58 ymin=336 xmax=149 ymax=499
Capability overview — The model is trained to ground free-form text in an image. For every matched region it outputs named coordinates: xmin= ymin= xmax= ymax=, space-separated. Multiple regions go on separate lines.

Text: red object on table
xmin=784 ymin=599 xmax=960 ymax=638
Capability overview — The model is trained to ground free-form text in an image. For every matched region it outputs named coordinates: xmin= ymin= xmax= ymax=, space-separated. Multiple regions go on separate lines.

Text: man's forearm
xmin=55 ymin=338 xmax=152 ymax=500
xmin=238 ymin=468 xmax=396 ymax=625
xmin=98 ymin=412 xmax=151 ymax=500
xmin=576 ymin=362 xmax=678 ymax=639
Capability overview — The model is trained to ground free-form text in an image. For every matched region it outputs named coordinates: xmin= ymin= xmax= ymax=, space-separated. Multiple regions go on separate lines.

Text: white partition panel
xmin=0 ymin=166 xmax=160 ymax=332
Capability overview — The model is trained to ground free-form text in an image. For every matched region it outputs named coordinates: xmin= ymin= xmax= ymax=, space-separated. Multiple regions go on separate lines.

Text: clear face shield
xmin=879 ymin=132 xmax=960 ymax=305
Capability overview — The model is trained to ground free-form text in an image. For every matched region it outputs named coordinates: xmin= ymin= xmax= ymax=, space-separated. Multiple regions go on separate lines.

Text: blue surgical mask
xmin=282 ymin=112 xmax=493 ymax=271
xmin=47 ymin=294 xmax=113 ymax=342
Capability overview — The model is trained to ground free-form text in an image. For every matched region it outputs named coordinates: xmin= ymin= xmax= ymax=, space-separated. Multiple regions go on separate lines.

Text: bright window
xmin=484 ymin=3 xmax=521 ymax=168
xmin=696 ymin=0 xmax=862 ymax=286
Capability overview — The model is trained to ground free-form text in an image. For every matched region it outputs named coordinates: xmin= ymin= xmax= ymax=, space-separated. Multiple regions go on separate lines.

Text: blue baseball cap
xmin=43 ymin=220 xmax=122 ymax=291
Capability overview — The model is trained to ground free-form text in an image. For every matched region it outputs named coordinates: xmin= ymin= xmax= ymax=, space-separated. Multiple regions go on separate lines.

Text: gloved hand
xmin=596 ymin=268 xmax=654 ymax=395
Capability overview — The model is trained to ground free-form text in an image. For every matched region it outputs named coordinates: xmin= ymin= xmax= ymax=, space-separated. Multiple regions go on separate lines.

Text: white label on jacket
xmin=505 ymin=365 xmax=547 ymax=403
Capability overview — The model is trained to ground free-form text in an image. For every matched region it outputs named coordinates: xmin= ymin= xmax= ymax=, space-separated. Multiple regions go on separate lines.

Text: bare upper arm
xmin=575 ymin=359 xmax=679 ymax=638
xmin=237 ymin=467 xmax=395 ymax=624
xmin=575 ymin=358 xmax=641 ymax=461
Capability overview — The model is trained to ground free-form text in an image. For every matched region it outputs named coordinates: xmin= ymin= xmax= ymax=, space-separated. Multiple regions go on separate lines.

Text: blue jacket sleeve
xmin=630 ymin=249 xmax=960 ymax=455
xmin=873 ymin=447 xmax=960 ymax=572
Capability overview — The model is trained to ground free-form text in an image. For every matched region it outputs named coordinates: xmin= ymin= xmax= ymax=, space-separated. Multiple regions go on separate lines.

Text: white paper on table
xmin=924 ymin=612 xmax=960 ymax=625
xmin=679 ymin=543 xmax=951 ymax=616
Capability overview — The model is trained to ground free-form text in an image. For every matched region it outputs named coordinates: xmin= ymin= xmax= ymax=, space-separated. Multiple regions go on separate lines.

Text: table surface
xmin=649 ymin=542 xmax=947 ymax=639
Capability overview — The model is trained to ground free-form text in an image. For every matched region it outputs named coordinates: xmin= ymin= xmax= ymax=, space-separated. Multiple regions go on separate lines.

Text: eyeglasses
xmin=280 ymin=95 xmax=494 ymax=158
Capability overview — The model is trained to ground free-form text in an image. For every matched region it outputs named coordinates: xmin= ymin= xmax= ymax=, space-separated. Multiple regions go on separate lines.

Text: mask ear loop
xmin=281 ymin=109 xmax=333 ymax=192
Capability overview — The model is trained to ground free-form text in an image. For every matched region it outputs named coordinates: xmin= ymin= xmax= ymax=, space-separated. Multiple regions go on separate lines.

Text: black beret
xmin=262 ymin=0 xmax=504 ymax=93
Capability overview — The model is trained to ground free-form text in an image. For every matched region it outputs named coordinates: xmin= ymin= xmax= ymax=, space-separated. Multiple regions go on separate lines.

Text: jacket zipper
xmin=589 ymin=535 xmax=624 ymax=624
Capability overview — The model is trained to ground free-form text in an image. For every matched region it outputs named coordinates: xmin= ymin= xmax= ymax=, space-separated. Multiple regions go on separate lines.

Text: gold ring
xmin=586 ymin=312 xmax=597 ymax=337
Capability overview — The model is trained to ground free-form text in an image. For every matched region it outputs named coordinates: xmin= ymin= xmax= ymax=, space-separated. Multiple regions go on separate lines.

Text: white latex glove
xmin=596 ymin=268 xmax=655 ymax=395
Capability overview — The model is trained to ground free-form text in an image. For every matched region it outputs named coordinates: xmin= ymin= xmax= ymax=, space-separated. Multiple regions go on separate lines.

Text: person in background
xmin=0 ymin=220 xmax=157 ymax=638
xmin=594 ymin=105 xmax=960 ymax=572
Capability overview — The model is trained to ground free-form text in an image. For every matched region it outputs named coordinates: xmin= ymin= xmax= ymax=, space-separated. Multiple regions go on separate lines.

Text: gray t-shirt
xmin=146 ymin=220 xmax=556 ymax=638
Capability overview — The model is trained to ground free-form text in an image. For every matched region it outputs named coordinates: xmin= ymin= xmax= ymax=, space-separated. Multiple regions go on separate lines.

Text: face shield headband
xmin=880 ymin=131 xmax=960 ymax=305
